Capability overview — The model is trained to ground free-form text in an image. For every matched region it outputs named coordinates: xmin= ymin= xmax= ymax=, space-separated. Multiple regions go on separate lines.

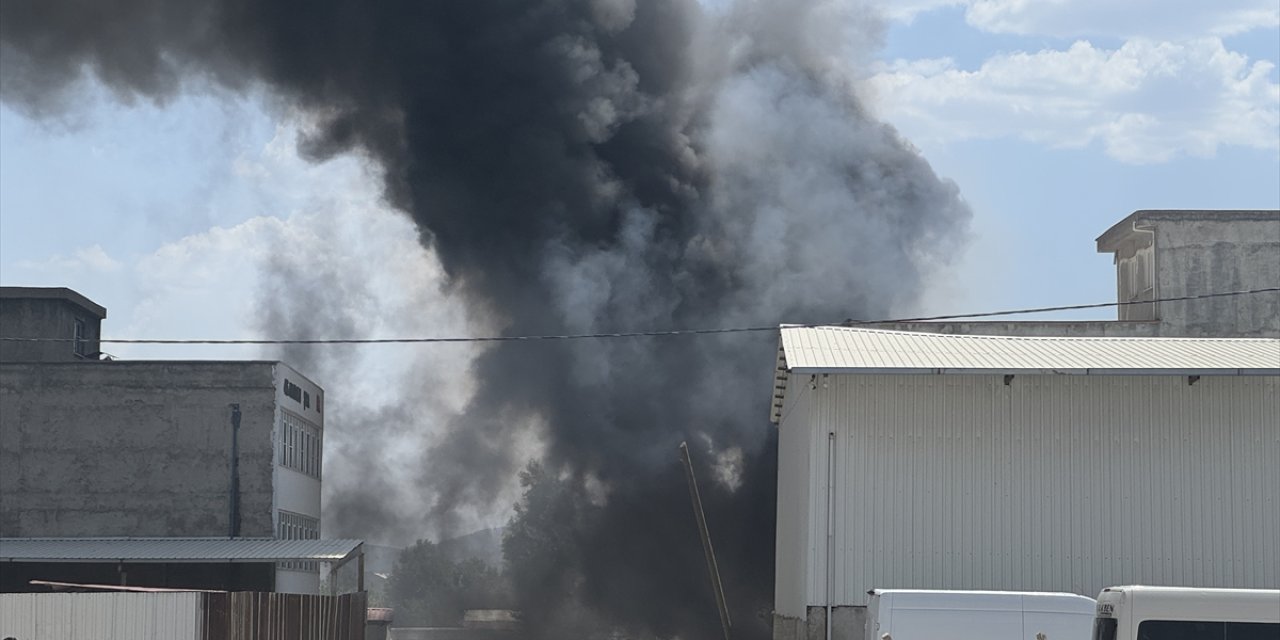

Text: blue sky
xmin=2 ymin=0 xmax=1278 ymax=355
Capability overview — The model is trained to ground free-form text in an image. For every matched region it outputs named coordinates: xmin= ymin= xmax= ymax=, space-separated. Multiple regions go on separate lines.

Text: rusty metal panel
xmin=200 ymin=591 xmax=367 ymax=640
xmin=784 ymin=373 xmax=1280 ymax=607
xmin=0 ymin=592 xmax=201 ymax=639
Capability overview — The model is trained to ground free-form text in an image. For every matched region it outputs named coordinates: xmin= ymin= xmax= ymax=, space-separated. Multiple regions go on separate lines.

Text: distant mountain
xmin=437 ymin=526 xmax=505 ymax=570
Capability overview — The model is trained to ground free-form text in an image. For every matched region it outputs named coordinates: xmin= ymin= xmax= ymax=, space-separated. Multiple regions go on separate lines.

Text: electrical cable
xmin=1 ymin=286 xmax=1276 ymax=346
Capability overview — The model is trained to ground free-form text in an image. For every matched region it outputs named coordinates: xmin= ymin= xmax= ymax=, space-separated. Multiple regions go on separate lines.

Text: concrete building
xmin=0 ymin=287 xmax=106 ymax=361
xmin=874 ymin=209 xmax=1280 ymax=339
xmin=769 ymin=328 xmax=1280 ymax=640
xmin=0 ymin=287 xmax=335 ymax=594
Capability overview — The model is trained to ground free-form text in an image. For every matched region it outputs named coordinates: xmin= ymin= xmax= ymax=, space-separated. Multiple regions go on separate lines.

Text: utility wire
xmin=1 ymin=287 xmax=1276 ymax=346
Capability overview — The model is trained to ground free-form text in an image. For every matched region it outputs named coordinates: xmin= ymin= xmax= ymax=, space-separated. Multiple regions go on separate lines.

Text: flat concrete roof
xmin=0 ymin=287 xmax=107 ymax=319
xmin=1097 ymin=209 xmax=1280 ymax=253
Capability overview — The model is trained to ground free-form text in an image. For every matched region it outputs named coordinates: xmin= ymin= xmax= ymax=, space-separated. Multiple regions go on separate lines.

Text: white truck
xmin=1091 ymin=585 xmax=1280 ymax=640
xmin=865 ymin=589 xmax=1097 ymax=640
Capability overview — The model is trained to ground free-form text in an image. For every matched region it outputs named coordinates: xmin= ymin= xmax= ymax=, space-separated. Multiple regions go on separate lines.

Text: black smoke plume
xmin=2 ymin=1 xmax=970 ymax=637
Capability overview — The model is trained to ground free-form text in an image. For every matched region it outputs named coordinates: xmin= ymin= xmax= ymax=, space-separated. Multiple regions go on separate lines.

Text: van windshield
xmin=1093 ymin=618 xmax=1117 ymax=640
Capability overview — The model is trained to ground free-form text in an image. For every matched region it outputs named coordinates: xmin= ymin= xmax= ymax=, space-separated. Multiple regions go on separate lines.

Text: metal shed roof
xmin=771 ymin=326 xmax=1280 ymax=422
xmin=0 ymin=538 xmax=363 ymax=563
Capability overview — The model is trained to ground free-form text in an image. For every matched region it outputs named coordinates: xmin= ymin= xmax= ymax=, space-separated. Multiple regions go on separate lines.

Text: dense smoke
xmin=1 ymin=0 xmax=969 ymax=637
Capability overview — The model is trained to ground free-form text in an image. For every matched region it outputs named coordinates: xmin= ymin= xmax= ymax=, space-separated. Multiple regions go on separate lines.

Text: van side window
xmin=1226 ymin=623 xmax=1280 ymax=640
xmin=1138 ymin=621 xmax=1280 ymax=640
xmin=1138 ymin=620 xmax=1223 ymax=640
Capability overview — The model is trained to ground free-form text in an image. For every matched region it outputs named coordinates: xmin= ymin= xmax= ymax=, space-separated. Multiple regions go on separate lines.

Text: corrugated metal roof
xmin=0 ymin=538 xmax=363 ymax=563
xmin=772 ymin=326 xmax=1280 ymax=422
xmin=779 ymin=326 xmax=1280 ymax=375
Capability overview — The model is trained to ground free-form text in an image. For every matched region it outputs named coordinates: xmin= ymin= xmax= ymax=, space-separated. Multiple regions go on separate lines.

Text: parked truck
xmin=864 ymin=589 xmax=1097 ymax=640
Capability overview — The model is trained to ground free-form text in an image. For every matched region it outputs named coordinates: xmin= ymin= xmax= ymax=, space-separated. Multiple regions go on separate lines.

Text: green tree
xmin=389 ymin=538 xmax=510 ymax=626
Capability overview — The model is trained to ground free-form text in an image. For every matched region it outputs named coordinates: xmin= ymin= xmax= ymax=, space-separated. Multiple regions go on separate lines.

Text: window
xmin=1093 ymin=618 xmax=1117 ymax=640
xmin=279 ymin=410 xmax=322 ymax=479
xmin=277 ymin=510 xmax=320 ymax=572
xmin=73 ymin=318 xmax=87 ymax=357
xmin=1138 ymin=621 xmax=1279 ymax=640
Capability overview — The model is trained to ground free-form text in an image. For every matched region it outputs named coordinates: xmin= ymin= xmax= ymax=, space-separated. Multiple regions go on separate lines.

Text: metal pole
xmin=825 ymin=431 xmax=835 ymax=640
xmin=358 ymin=545 xmax=366 ymax=593
xmin=678 ymin=441 xmax=732 ymax=640
xmin=229 ymin=404 xmax=242 ymax=538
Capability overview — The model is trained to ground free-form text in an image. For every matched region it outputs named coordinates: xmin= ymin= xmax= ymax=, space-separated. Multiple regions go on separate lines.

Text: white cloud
xmin=874 ymin=0 xmax=1279 ymax=38
xmin=877 ymin=0 xmax=966 ymax=25
xmin=964 ymin=0 xmax=1278 ymax=39
xmin=17 ymin=244 xmax=123 ymax=273
xmin=865 ymin=38 xmax=1280 ymax=163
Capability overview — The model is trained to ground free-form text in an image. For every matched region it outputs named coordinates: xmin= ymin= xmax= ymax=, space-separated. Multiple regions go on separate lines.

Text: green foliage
xmin=389 ymin=538 xmax=508 ymax=626
xmin=502 ymin=462 xmax=578 ymax=598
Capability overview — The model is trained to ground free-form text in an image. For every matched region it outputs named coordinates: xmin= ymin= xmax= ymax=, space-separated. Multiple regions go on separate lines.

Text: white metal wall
xmin=777 ymin=373 xmax=1280 ymax=608
xmin=774 ymin=379 xmax=815 ymax=618
xmin=0 ymin=592 xmax=201 ymax=640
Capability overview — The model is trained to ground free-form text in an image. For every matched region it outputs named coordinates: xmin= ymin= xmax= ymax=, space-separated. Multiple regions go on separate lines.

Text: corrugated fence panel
xmin=0 ymin=591 xmax=366 ymax=640
xmin=0 ymin=592 xmax=201 ymax=640
xmin=796 ymin=374 xmax=1279 ymax=606
xmin=203 ymin=591 xmax=367 ymax=640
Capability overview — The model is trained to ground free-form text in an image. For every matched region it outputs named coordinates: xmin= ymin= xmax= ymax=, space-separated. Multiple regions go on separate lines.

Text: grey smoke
xmin=1 ymin=0 xmax=970 ymax=637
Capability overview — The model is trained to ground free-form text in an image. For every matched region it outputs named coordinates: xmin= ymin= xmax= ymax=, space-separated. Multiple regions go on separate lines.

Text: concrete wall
xmin=1096 ymin=210 xmax=1280 ymax=337
xmin=0 ymin=297 xmax=103 ymax=362
xmin=1150 ymin=215 xmax=1280 ymax=337
xmin=0 ymin=361 xmax=281 ymax=537
xmin=772 ymin=606 xmax=866 ymax=640
xmin=867 ymin=320 xmax=1159 ymax=337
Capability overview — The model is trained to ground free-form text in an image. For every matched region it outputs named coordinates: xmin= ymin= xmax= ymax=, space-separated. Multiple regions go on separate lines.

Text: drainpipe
xmin=229 ymin=404 xmax=241 ymax=538
xmin=826 ymin=431 xmax=835 ymax=640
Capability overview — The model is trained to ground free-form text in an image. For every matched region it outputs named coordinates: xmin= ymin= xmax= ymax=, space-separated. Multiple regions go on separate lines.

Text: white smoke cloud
xmin=54 ymin=120 xmax=488 ymax=542
xmin=866 ymin=38 xmax=1280 ymax=163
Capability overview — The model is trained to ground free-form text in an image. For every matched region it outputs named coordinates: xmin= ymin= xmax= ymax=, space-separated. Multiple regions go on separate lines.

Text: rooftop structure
xmin=1096 ymin=209 xmax=1280 ymax=334
xmin=0 ymin=287 xmax=107 ymax=362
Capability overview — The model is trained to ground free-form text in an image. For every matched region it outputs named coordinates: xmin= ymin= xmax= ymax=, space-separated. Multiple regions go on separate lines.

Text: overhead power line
xmin=1 ymin=287 xmax=1276 ymax=346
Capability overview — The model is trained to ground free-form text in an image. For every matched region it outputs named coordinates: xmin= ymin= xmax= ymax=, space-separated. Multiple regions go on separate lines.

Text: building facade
xmin=0 ymin=287 xmax=105 ymax=362
xmin=769 ymin=209 xmax=1280 ymax=640
xmin=0 ymin=288 xmax=329 ymax=594
xmin=769 ymin=328 xmax=1280 ymax=640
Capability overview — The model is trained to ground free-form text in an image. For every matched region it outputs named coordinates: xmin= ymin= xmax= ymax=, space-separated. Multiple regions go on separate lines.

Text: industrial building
xmin=876 ymin=209 xmax=1280 ymax=338
xmin=0 ymin=287 xmax=358 ymax=595
xmin=769 ymin=210 xmax=1280 ymax=640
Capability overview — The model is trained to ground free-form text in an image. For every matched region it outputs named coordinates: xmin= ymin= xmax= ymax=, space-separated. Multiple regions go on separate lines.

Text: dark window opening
xmin=73 ymin=318 xmax=87 ymax=357
xmin=1093 ymin=618 xmax=1117 ymax=640
xmin=284 ymin=379 xmax=303 ymax=403
xmin=1138 ymin=620 xmax=1279 ymax=640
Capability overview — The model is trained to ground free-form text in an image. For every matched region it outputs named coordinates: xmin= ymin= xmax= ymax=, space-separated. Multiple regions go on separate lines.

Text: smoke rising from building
xmin=1 ymin=0 xmax=970 ymax=637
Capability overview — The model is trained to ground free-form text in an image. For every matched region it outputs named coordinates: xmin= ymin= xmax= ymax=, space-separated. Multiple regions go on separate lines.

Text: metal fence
xmin=0 ymin=591 xmax=367 ymax=640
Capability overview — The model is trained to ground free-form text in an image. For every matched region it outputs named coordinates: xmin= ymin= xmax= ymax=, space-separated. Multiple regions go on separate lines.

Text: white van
xmin=1092 ymin=586 xmax=1280 ymax=640
xmin=866 ymin=589 xmax=1097 ymax=640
